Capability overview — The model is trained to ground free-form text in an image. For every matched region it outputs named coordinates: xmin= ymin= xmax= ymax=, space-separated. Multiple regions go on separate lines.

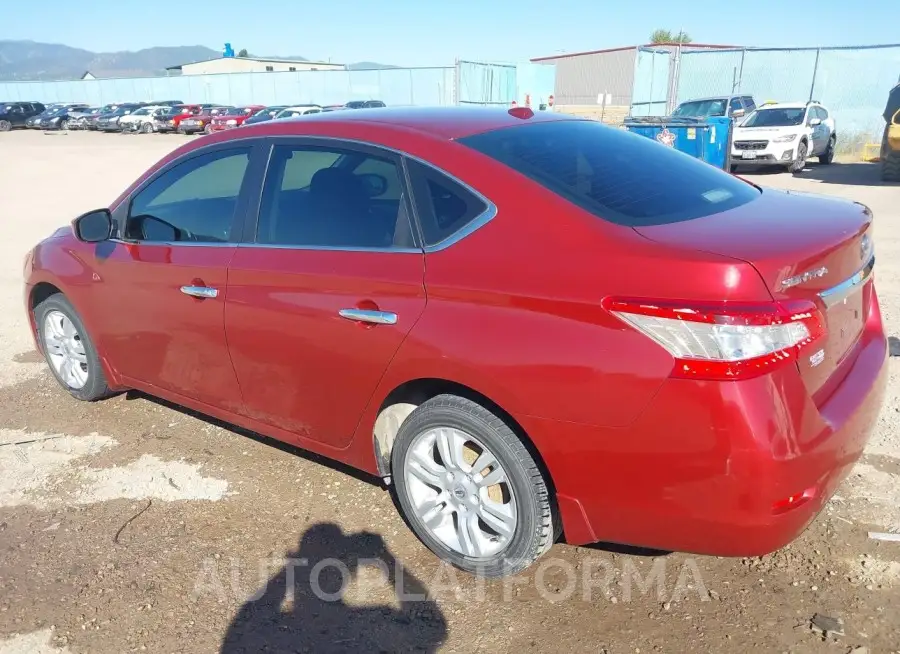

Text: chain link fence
xmin=632 ymin=44 xmax=900 ymax=153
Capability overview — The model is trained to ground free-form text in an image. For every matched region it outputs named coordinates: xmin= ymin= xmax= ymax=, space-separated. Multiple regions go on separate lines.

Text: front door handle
xmin=338 ymin=308 xmax=397 ymax=325
xmin=180 ymin=285 xmax=219 ymax=299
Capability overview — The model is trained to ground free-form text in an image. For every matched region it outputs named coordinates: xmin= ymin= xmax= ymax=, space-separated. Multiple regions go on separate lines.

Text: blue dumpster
xmin=623 ymin=116 xmax=734 ymax=170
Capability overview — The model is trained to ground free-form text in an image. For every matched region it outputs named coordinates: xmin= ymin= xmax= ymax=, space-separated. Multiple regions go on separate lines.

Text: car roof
xmin=243 ymin=106 xmax=575 ymax=140
xmin=282 ymin=105 xmax=322 ymax=110
xmin=756 ymin=102 xmax=811 ymax=110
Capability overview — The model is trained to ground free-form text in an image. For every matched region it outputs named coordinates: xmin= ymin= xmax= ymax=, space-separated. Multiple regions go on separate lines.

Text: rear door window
xmin=459 ymin=120 xmax=760 ymax=227
xmin=406 ymin=160 xmax=488 ymax=247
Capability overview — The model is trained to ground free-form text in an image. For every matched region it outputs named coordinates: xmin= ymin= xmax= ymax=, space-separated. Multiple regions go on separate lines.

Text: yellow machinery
xmin=883 ymin=82 xmax=900 ymax=181
xmin=884 ymin=108 xmax=900 ymax=181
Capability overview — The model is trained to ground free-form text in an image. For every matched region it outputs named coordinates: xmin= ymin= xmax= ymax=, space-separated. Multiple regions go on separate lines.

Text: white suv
xmin=119 ymin=105 xmax=166 ymax=133
xmin=731 ymin=101 xmax=836 ymax=173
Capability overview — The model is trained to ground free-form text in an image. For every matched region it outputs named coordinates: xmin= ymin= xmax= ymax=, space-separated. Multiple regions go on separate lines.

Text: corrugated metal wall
xmin=0 ymin=67 xmax=456 ymax=107
xmin=539 ymin=48 xmax=637 ymax=105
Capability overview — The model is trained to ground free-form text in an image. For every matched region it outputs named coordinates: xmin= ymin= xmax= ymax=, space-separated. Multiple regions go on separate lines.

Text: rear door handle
xmin=180 ymin=285 xmax=219 ymax=299
xmin=338 ymin=308 xmax=397 ymax=325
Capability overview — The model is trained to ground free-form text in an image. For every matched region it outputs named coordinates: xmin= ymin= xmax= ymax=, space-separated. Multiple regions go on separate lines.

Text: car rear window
xmin=459 ymin=120 xmax=760 ymax=227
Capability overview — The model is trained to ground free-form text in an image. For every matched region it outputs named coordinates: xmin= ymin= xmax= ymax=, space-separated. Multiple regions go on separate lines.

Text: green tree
xmin=237 ymin=48 xmax=249 ymax=57
xmin=649 ymin=29 xmax=692 ymax=45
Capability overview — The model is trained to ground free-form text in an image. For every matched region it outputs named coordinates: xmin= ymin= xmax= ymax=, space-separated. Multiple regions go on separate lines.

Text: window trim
xmin=110 ymin=137 xmax=268 ymax=247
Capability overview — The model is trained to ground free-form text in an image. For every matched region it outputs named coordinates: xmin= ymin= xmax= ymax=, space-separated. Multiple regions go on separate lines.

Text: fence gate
xmin=630 ymin=47 xmax=672 ymax=116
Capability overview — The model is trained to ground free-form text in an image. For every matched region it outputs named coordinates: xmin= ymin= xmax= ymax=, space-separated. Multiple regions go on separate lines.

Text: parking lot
xmin=0 ymin=128 xmax=898 ymax=654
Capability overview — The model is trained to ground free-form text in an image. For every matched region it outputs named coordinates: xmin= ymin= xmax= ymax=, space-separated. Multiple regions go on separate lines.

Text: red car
xmin=23 ymin=107 xmax=887 ymax=578
xmin=208 ymin=105 xmax=265 ymax=131
xmin=178 ymin=106 xmax=232 ymax=134
xmin=154 ymin=104 xmax=203 ymax=133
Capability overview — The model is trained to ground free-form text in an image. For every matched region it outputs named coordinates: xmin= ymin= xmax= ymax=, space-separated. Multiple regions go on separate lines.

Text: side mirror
xmin=731 ymin=108 xmax=745 ymax=118
xmin=809 ymin=118 xmax=822 ymax=127
xmin=72 ymin=209 xmax=113 ymax=243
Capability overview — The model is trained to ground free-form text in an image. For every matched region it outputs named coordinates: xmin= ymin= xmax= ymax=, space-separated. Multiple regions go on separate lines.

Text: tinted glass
xmin=742 ymin=97 xmax=756 ymax=111
xmin=672 ymin=99 xmax=727 ymax=117
xmin=406 ymin=160 xmax=488 ymax=246
xmin=742 ymin=108 xmax=805 ymax=127
xmin=256 ymin=145 xmax=412 ymax=249
xmin=127 ymin=148 xmax=250 ymax=243
xmin=460 ymin=120 xmax=760 ymax=227
xmin=728 ymin=98 xmax=743 ymax=114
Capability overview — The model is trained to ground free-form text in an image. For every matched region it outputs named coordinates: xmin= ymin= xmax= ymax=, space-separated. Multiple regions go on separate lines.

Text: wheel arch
xmin=370 ymin=377 xmax=557 ymax=498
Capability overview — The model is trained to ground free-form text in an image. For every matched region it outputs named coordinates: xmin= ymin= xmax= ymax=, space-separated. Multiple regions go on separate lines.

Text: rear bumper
xmin=524 ymin=287 xmax=888 ymax=556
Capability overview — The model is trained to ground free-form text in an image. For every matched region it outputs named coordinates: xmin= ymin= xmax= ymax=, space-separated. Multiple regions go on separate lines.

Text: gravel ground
xmin=0 ymin=129 xmax=898 ymax=654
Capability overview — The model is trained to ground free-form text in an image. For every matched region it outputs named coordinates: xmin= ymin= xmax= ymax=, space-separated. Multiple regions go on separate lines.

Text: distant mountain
xmin=0 ymin=40 xmax=219 ymax=80
xmin=346 ymin=61 xmax=399 ymax=70
xmin=0 ymin=40 xmax=396 ymax=80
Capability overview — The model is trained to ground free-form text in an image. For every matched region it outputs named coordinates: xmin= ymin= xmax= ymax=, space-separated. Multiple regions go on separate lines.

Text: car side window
xmin=742 ymin=97 xmax=756 ymax=112
xmin=728 ymin=98 xmax=743 ymax=115
xmin=406 ymin=159 xmax=489 ymax=247
xmin=126 ymin=148 xmax=251 ymax=243
xmin=255 ymin=144 xmax=414 ymax=250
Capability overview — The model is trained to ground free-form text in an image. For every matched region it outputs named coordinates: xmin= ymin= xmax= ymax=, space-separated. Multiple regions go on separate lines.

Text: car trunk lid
xmin=633 ymin=188 xmax=874 ymax=399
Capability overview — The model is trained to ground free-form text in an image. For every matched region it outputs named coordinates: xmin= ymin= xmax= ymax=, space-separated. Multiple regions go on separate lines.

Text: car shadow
xmin=124 ymin=390 xmax=380 ymax=487
xmin=220 ymin=522 xmax=447 ymax=654
xmin=739 ymin=161 xmax=897 ymax=187
xmin=795 ymin=161 xmax=896 ymax=186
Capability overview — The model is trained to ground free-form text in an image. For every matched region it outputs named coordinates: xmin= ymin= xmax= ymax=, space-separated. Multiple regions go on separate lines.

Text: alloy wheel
xmin=43 ymin=310 xmax=89 ymax=389
xmin=0 ymin=120 xmax=11 ymax=132
xmin=403 ymin=427 xmax=517 ymax=559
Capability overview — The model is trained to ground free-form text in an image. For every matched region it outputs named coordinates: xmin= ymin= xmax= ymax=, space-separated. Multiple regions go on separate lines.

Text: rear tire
xmin=0 ymin=120 xmax=11 ymax=132
xmin=391 ymin=394 xmax=557 ymax=578
xmin=789 ymin=140 xmax=808 ymax=174
xmin=818 ymin=136 xmax=835 ymax=164
xmin=34 ymin=294 xmax=112 ymax=402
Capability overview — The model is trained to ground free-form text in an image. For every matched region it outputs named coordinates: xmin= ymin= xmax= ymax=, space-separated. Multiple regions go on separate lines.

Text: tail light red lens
xmin=604 ymin=298 xmax=826 ymax=381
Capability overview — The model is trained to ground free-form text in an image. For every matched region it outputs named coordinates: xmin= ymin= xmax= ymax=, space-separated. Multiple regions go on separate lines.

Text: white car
xmin=731 ymin=101 xmax=836 ymax=173
xmin=273 ymin=105 xmax=323 ymax=119
xmin=118 ymin=105 xmax=166 ymax=133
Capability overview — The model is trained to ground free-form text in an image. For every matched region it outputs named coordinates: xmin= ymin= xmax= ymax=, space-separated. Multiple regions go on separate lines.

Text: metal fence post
xmin=737 ymin=48 xmax=746 ymax=93
xmin=809 ymin=48 xmax=821 ymax=101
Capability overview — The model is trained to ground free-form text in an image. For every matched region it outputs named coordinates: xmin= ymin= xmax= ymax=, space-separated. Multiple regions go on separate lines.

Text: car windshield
xmin=460 ymin=120 xmax=760 ymax=227
xmin=131 ymin=108 xmax=150 ymax=116
xmin=740 ymin=108 xmax=806 ymax=127
xmin=274 ymin=109 xmax=301 ymax=118
xmin=222 ymin=107 xmax=245 ymax=116
xmin=672 ymin=99 xmax=727 ymax=117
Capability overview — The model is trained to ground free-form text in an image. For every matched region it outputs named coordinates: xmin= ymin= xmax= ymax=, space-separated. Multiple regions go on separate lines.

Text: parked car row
xmin=2 ymin=99 xmax=387 ymax=135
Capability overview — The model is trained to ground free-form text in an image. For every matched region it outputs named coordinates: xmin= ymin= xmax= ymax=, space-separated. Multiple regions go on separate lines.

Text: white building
xmin=166 ymin=56 xmax=345 ymax=76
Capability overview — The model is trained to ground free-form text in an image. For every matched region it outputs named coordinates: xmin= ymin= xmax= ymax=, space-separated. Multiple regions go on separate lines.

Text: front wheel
xmin=391 ymin=394 xmax=557 ymax=577
xmin=819 ymin=136 xmax=835 ymax=164
xmin=59 ymin=119 xmax=69 ymax=130
xmin=142 ymin=121 xmax=154 ymax=134
xmin=34 ymin=294 xmax=112 ymax=401
xmin=789 ymin=141 xmax=808 ymax=174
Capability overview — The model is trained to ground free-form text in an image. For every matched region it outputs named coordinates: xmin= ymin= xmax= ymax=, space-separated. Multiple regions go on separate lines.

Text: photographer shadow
xmin=221 ymin=523 xmax=447 ymax=654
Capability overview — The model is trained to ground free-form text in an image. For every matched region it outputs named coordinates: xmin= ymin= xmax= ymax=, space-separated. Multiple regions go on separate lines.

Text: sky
xmin=3 ymin=0 xmax=898 ymax=66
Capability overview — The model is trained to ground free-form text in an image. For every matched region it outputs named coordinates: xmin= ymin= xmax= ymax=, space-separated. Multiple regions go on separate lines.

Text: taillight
xmin=604 ymin=298 xmax=826 ymax=381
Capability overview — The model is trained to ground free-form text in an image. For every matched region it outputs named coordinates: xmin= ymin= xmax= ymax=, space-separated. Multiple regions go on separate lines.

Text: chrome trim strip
xmin=109 ymin=238 xmax=239 ymax=248
xmin=818 ymin=256 xmax=875 ymax=308
xmin=112 ymin=134 xmax=498 ymax=254
xmin=237 ymin=243 xmax=421 ymax=254
xmin=338 ymin=308 xmax=398 ymax=325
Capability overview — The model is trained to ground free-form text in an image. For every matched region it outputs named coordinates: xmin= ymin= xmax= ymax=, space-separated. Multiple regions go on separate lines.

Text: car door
xmin=808 ymin=107 xmax=827 ymax=154
xmin=224 ymin=138 xmax=427 ymax=447
xmin=90 ymin=142 xmax=266 ymax=412
xmin=7 ymin=104 xmax=27 ymax=127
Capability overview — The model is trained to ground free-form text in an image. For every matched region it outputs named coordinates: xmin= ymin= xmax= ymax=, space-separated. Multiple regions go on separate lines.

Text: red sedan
xmin=208 ymin=105 xmax=265 ymax=131
xmin=23 ymin=107 xmax=887 ymax=577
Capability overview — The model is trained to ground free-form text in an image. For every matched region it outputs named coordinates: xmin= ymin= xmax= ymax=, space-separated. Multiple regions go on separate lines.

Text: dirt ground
xmin=0 ymin=129 xmax=898 ymax=654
